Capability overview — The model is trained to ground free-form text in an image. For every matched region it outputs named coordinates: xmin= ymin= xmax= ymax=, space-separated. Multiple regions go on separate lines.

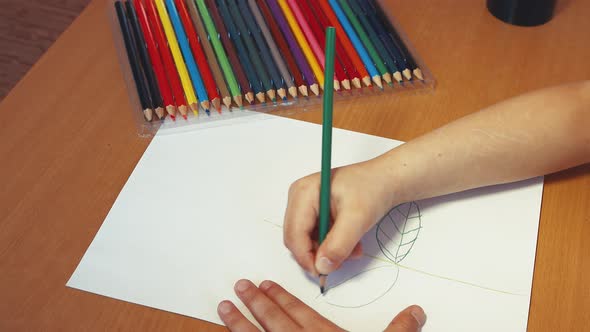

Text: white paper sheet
xmin=68 ymin=114 xmax=543 ymax=331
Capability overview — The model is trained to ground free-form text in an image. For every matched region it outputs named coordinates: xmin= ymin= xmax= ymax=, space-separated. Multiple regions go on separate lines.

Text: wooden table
xmin=1 ymin=0 xmax=588 ymax=330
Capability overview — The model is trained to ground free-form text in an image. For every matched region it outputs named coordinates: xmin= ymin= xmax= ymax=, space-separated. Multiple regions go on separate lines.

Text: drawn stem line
xmin=261 ymin=218 xmax=525 ymax=297
xmin=364 ymin=254 xmax=525 ymax=296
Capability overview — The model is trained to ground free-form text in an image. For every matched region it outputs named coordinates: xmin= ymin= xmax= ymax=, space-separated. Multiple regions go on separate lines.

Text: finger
xmin=315 ymin=210 xmax=370 ymax=274
xmin=258 ymin=280 xmax=332 ymax=328
xmin=284 ymin=179 xmax=320 ymax=275
xmin=217 ymin=300 xmax=260 ymax=332
xmin=349 ymin=242 xmax=364 ymax=259
xmin=384 ymin=305 xmax=426 ymax=332
xmin=234 ymin=279 xmax=300 ymax=331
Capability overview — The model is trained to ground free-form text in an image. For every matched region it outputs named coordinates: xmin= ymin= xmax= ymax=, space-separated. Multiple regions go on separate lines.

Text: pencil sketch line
xmin=363 ymin=254 xmax=524 ymax=296
xmin=316 ymin=265 xmax=400 ymax=309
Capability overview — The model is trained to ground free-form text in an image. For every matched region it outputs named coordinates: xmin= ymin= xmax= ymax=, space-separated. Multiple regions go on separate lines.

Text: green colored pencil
xmin=319 ymin=26 xmax=336 ymax=295
xmin=337 ymin=0 xmax=392 ymax=85
xmin=194 ymin=0 xmax=242 ymax=107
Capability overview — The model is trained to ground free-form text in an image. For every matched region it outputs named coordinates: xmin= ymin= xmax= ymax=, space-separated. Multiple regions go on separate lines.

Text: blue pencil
xmin=327 ymin=0 xmax=382 ymax=89
xmin=164 ymin=0 xmax=210 ymax=113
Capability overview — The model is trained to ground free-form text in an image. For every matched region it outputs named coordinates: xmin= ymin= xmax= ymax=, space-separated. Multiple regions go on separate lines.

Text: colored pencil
xmin=265 ymin=0 xmax=317 ymax=96
xmin=132 ymin=0 xmax=177 ymax=119
xmin=205 ymin=0 xmax=255 ymax=105
xmin=336 ymin=0 xmax=392 ymax=85
xmin=317 ymin=0 xmax=376 ymax=88
xmin=175 ymin=0 xmax=222 ymax=112
xmin=165 ymin=0 xmax=208 ymax=115
xmin=145 ymin=0 xmax=188 ymax=118
xmin=115 ymin=1 xmax=153 ymax=121
xmin=318 ymin=26 xmax=336 ymax=294
xmin=185 ymin=0 xmax=233 ymax=109
xmin=154 ymin=0 xmax=200 ymax=115
xmin=195 ymin=0 xmax=243 ymax=108
xmin=236 ymin=0 xmax=286 ymax=101
xmin=126 ymin=1 xmax=165 ymax=119
xmin=344 ymin=0 xmax=401 ymax=83
xmin=367 ymin=0 xmax=423 ymax=80
xmin=248 ymin=0 xmax=297 ymax=99
xmin=223 ymin=0 xmax=276 ymax=102
xmin=354 ymin=0 xmax=410 ymax=81
xmin=306 ymin=0 xmax=358 ymax=89
xmin=214 ymin=0 xmax=263 ymax=104
xmin=286 ymin=0 xmax=339 ymax=91
xmin=256 ymin=0 xmax=307 ymax=97
xmin=277 ymin=0 xmax=323 ymax=94
xmin=295 ymin=0 xmax=350 ymax=90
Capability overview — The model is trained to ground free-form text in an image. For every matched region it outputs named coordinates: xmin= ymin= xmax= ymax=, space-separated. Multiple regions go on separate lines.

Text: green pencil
xmin=194 ymin=0 xmax=243 ymax=107
xmin=337 ymin=0 xmax=392 ymax=85
xmin=319 ymin=27 xmax=336 ymax=295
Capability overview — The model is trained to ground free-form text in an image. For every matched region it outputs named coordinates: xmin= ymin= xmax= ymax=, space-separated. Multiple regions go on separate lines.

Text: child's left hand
xmin=218 ymin=279 xmax=426 ymax=332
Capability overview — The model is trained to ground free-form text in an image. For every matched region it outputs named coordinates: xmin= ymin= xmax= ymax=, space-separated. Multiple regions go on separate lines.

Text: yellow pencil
xmin=277 ymin=0 xmax=324 ymax=91
xmin=154 ymin=0 xmax=199 ymax=115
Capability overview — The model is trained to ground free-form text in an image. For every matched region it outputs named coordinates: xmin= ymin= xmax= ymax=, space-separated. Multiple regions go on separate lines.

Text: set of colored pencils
xmin=114 ymin=0 xmax=425 ymax=122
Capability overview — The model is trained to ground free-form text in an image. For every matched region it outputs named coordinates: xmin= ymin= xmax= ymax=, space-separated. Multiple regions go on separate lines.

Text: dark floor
xmin=0 ymin=0 xmax=91 ymax=100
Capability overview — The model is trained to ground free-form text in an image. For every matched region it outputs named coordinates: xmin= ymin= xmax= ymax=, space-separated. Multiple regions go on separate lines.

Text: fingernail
xmin=410 ymin=306 xmax=427 ymax=327
xmin=235 ymin=279 xmax=251 ymax=293
xmin=259 ymin=280 xmax=273 ymax=291
xmin=316 ymin=256 xmax=334 ymax=274
xmin=218 ymin=301 xmax=233 ymax=315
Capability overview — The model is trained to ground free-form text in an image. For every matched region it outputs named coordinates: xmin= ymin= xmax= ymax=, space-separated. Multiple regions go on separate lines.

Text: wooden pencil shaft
xmin=223 ymin=0 xmax=274 ymax=92
xmin=236 ymin=0 xmax=284 ymax=90
xmin=319 ymin=27 xmax=336 ymax=245
xmin=215 ymin=0 xmax=264 ymax=95
xmin=344 ymin=0 xmax=398 ymax=75
xmin=205 ymin=0 xmax=253 ymax=96
xmin=114 ymin=2 xmax=151 ymax=115
xmin=186 ymin=0 xmax=232 ymax=103
xmin=367 ymin=0 xmax=418 ymax=70
xmin=126 ymin=1 xmax=163 ymax=108
xmin=248 ymin=0 xmax=295 ymax=91
xmin=196 ymin=0 xmax=241 ymax=97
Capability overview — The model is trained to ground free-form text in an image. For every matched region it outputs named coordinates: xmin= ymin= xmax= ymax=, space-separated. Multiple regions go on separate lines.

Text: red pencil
xmin=255 ymin=0 xmax=307 ymax=97
xmin=145 ymin=0 xmax=188 ymax=119
xmin=132 ymin=0 xmax=176 ymax=119
xmin=307 ymin=0 xmax=360 ymax=89
xmin=297 ymin=0 xmax=350 ymax=90
xmin=174 ymin=0 xmax=222 ymax=112
xmin=318 ymin=0 xmax=373 ymax=88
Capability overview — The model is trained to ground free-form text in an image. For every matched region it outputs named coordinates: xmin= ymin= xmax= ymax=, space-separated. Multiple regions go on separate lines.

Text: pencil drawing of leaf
xmin=318 ymin=265 xmax=400 ymax=308
xmin=376 ymin=202 xmax=422 ymax=264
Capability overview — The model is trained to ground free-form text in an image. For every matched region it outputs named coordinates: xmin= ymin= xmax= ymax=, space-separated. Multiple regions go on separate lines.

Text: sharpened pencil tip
xmin=320 ymin=286 xmax=325 ymax=294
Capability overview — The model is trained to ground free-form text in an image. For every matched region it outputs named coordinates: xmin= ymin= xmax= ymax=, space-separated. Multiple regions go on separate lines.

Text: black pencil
xmin=114 ymin=1 xmax=153 ymax=121
xmin=125 ymin=1 xmax=165 ymax=119
xmin=367 ymin=0 xmax=424 ymax=80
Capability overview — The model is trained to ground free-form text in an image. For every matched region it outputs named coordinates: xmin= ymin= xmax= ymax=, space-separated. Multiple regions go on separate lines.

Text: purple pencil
xmin=264 ymin=0 xmax=318 ymax=96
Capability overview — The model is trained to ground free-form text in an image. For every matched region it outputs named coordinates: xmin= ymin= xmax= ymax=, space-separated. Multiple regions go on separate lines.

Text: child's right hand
xmin=283 ymin=158 xmax=398 ymax=276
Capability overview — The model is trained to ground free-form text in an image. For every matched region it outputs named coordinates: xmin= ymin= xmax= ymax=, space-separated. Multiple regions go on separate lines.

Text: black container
xmin=487 ymin=0 xmax=557 ymax=26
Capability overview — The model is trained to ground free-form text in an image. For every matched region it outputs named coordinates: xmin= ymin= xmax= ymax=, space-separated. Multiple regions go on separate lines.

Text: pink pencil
xmin=286 ymin=0 xmax=340 ymax=90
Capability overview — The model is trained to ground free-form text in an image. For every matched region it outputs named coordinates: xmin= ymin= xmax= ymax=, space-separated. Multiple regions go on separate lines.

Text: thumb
xmin=314 ymin=211 xmax=369 ymax=275
xmin=384 ymin=305 xmax=426 ymax=332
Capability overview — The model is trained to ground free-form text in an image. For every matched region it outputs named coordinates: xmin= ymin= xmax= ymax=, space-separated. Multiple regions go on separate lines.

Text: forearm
xmin=374 ymin=81 xmax=590 ymax=205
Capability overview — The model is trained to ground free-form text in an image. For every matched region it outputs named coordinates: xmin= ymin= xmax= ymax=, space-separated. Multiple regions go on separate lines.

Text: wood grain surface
xmin=0 ymin=0 xmax=91 ymax=100
xmin=0 ymin=0 xmax=588 ymax=331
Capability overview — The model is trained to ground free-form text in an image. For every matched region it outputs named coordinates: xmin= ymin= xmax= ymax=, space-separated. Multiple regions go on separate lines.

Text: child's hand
xmin=218 ymin=279 xmax=426 ymax=332
xmin=283 ymin=159 xmax=397 ymax=276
